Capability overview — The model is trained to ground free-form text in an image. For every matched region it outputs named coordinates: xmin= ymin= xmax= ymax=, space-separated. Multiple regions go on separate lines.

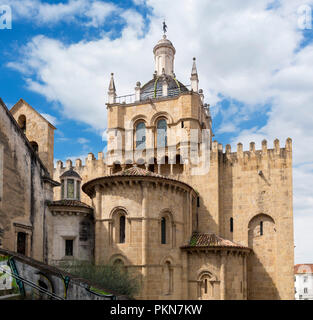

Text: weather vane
xmin=163 ymin=20 xmax=167 ymax=34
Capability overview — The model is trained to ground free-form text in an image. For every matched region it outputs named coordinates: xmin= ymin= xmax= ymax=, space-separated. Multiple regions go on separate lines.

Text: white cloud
xmin=85 ymin=1 xmax=117 ymax=27
xmin=0 ymin=0 xmax=116 ymax=26
xmin=6 ymin=0 xmax=313 ymax=263
xmin=77 ymin=137 xmax=89 ymax=144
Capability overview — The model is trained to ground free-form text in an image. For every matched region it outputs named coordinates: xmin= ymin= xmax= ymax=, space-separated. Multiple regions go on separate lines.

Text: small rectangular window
xmin=230 ymin=218 xmax=234 ymax=233
xmin=303 ymin=276 xmax=308 ymax=282
xmin=197 ymin=197 xmax=200 ymax=207
xmin=17 ymin=232 xmax=27 ymax=255
xmin=260 ymin=221 xmax=263 ymax=236
xmin=65 ymin=239 xmax=73 ymax=256
xmin=304 ymin=288 xmax=308 ymax=294
xmin=181 ymin=121 xmax=184 ymax=128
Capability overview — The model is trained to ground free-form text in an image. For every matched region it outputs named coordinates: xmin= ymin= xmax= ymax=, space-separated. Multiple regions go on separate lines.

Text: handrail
xmin=115 ymin=84 xmax=191 ymax=104
xmin=0 ymin=265 xmax=64 ymax=300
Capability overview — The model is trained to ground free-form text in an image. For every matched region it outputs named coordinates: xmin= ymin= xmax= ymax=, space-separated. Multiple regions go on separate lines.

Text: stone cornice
xmin=82 ymin=174 xmax=196 ymax=198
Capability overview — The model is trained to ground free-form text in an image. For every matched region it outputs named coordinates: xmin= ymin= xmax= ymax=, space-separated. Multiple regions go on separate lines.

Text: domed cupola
xmin=140 ymin=34 xmax=189 ymax=101
xmin=153 ymin=35 xmax=176 ymax=76
xmin=140 ymin=74 xmax=189 ymax=100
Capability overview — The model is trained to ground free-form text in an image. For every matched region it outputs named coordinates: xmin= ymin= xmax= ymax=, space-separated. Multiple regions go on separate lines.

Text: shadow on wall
xmin=247 ymin=214 xmax=280 ymax=300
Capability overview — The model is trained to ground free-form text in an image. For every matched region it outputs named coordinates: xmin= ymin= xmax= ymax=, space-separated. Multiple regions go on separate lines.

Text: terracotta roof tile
xmin=294 ymin=264 xmax=313 ymax=274
xmin=48 ymin=199 xmax=92 ymax=210
xmin=112 ymin=166 xmax=165 ymax=178
xmin=182 ymin=232 xmax=249 ymax=249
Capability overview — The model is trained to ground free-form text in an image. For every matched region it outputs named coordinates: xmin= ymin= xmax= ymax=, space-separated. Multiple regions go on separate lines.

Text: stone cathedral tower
xmin=53 ymin=33 xmax=294 ymax=300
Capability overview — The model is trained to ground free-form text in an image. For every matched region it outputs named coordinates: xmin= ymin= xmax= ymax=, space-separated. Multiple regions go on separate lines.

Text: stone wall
xmin=186 ymin=249 xmax=248 ymax=300
xmin=218 ymin=139 xmax=294 ymax=300
xmin=10 ymin=99 xmax=55 ymax=176
xmin=88 ymin=175 xmax=196 ymax=300
xmin=46 ymin=212 xmax=94 ymax=265
xmin=0 ymin=99 xmax=54 ymax=262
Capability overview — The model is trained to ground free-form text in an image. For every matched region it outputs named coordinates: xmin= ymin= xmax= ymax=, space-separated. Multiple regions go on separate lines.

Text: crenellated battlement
xmin=55 ymin=152 xmax=106 ymax=171
xmin=212 ymin=138 xmax=292 ymax=168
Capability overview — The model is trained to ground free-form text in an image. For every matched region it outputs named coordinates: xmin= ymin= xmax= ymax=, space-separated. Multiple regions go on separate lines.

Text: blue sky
xmin=1 ymin=0 xmax=313 ymax=263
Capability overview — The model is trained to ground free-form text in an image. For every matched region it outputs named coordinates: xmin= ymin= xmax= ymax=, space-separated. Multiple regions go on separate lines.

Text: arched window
xmin=173 ymin=154 xmax=183 ymax=175
xmin=18 ymin=115 xmax=26 ymax=134
xmin=157 ymin=119 xmax=167 ymax=147
xmin=198 ymin=272 xmax=218 ymax=300
xmin=161 ymin=217 xmax=166 ymax=244
xmin=230 ymin=217 xmax=233 ymax=233
xmin=135 ymin=122 xmax=146 ymax=150
xmin=160 ymin=156 xmax=170 ymax=175
xmin=120 ymin=215 xmax=125 ymax=243
xmin=148 ymin=158 xmax=157 ymax=173
xmin=112 ymin=162 xmax=122 ymax=174
xmin=113 ymin=258 xmax=124 ymax=268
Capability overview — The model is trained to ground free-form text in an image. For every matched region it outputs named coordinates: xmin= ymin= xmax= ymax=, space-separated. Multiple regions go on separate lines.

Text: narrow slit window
xmin=161 ymin=217 xmax=166 ymax=244
xmin=260 ymin=221 xmax=263 ymax=236
xmin=230 ymin=217 xmax=233 ymax=233
xmin=197 ymin=197 xmax=200 ymax=207
xmin=120 ymin=215 xmax=125 ymax=243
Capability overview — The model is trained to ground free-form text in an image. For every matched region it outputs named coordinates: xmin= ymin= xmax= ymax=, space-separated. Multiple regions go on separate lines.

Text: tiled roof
xmin=112 ymin=166 xmax=166 ymax=178
xmin=181 ymin=232 xmax=250 ymax=249
xmin=48 ymin=199 xmax=92 ymax=210
xmin=294 ymin=264 xmax=313 ymax=274
xmin=140 ymin=76 xmax=189 ymax=100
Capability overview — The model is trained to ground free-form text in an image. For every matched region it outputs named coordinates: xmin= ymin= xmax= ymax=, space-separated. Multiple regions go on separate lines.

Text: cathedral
xmin=0 ymin=33 xmax=294 ymax=300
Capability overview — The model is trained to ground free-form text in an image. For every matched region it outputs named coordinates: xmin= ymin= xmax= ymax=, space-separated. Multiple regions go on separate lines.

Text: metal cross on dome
xmin=163 ymin=20 xmax=167 ymax=34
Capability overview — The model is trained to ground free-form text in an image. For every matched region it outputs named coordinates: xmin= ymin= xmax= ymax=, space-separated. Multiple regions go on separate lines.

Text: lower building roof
xmin=181 ymin=232 xmax=250 ymax=250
